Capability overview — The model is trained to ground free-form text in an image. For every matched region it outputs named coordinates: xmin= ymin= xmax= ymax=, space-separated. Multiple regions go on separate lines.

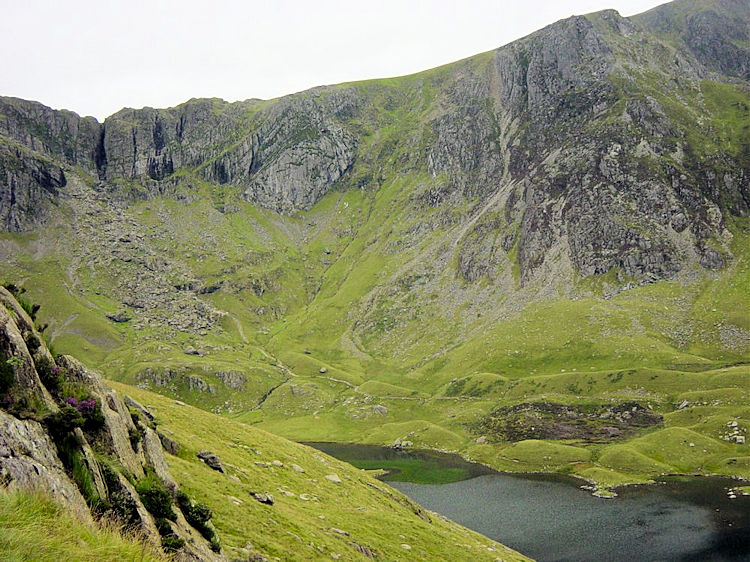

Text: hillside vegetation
xmin=0 ymin=286 xmax=527 ymax=560
xmin=0 ymin=490 xmax=166 ymax=562
xmin=109 ymin=381 xmax=526 ymax=561
xmin=0 ymin=0 xmax=748 ymax=494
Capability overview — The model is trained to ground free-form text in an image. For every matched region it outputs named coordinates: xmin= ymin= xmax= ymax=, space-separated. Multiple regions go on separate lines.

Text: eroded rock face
xmin=100 ymin=100 xmax=242 ymax=182
xmin=0 ymin=410 xmax=91 ymax=520
xmin=0 ymin=289 xmax=57 ymax=410
xmin=0 ymin=97 xmax=101 ymax=172
xmin=1 ymin=89 xmax=360 ymax=218
xmin=445 ymin=9 xmax=746 ymax=285
xmin=0 ymin=143 xmax=67 ymax=232
xmin=0 ymin=97 xmax=99 ymax=232
xmin=96 ymin=92 xmax=359 ymax=213
xmin=240 ymin=92 xmax=359 ymax=213
xmin=497 ymin=15 xmax=615 ymax=120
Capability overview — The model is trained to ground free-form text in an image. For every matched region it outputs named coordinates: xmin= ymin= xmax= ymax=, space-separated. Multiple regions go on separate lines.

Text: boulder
xmin=349 ymin=542 xmax=377 ymax=558
xmin=601 ymin=427 xmax=623 ymax=438
xmin=105 ymin=311 xmax=131 ymax=323
xmin=198 ymin=450 xmax=225 ymax=473
xmin=252 ymin=492 xmax=274 ymax=505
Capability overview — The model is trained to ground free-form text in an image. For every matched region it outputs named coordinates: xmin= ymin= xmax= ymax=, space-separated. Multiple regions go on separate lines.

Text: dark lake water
xmin=308 ymin=442 xmax=750 ymax=562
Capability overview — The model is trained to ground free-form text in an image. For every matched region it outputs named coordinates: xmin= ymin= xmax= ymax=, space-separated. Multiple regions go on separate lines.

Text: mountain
xmin=0 ymin=0 xmax=748 ymax=496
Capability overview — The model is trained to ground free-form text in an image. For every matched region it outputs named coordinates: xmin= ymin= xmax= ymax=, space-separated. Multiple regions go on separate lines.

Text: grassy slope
xmin=1 ymin=10 xmax=748 ymax=494
xmin=0 ymin=490 xmax=166 ymax=562
xmin=254 ymin=218 xmax=750 ymax=490
xmin=109 ymin=381 xmax=527 ymax=561
xmin=5 ymin=201 xmax=746 ymax=494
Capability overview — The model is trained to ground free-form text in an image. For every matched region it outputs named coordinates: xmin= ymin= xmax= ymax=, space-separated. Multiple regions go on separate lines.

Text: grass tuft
xmin=0 ymin=489 xmax=165 ymax=561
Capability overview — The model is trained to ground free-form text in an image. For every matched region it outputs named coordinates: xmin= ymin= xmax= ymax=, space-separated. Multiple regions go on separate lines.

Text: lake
xmin=307 ymin=442 xmax=750 ymax=562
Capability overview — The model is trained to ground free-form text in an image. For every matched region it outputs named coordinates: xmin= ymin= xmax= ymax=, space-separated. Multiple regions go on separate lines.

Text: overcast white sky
xmin=1 ymin=0 xmax=668 ymax=120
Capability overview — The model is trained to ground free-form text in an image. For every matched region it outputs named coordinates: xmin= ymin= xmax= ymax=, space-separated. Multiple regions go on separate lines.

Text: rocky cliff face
xmin=0 ymin=0 xmax=747 ymax=296
xmin=0 ymin=287 xmax=223 ymax=561
xmin=0 ymin=90 xmax=359 ymax=216
xmin=633 ymin=0 xmax=750 ymax=80
xmin=0 ymin=137 xmax=68 ymax=232
xmin=426 ymin=7 xmax=748 ymax=285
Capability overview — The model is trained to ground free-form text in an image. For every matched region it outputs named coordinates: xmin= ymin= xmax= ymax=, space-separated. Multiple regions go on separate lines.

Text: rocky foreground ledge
xmin=0 ymin=285 xmax=223 ymax=560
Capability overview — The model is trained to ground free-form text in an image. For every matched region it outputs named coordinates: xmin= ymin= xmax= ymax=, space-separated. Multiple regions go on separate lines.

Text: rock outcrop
xmin=0 ymin=287 xmax=57 ymax=410
xmin=56 ymin=354 xmax=148 ymax=478
xmin=0 ymin=409 xmax=91 ymax=521
xmin=0 ymin=290 xmax=224 ymax=560
xmin=197 ymin=450 xmax=225 ymax=473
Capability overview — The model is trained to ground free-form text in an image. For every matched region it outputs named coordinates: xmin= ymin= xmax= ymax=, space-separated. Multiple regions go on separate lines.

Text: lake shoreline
xmin=307 ymin=440 xmax=750 ymax=561
xmin=303 ymin=439 xmax=750 ymax=497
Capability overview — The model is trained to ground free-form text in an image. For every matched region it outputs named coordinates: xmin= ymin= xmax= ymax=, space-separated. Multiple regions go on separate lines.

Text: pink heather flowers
xmin=65 ymin=397 xmax=97 ymax=414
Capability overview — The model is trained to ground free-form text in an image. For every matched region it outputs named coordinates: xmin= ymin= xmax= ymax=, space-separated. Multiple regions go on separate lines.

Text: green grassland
xmin=1 ymin=14 xmax=748 ymax=496
xmin=0 ymin=490 xmax=166 ymax=562
xmin=2 ymin=154 xmax=748 ymax=495
xmin=4 ymin=199 xmax=747 ymax=494
xmin=109 ymin=382 xmax=527 ymax=561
